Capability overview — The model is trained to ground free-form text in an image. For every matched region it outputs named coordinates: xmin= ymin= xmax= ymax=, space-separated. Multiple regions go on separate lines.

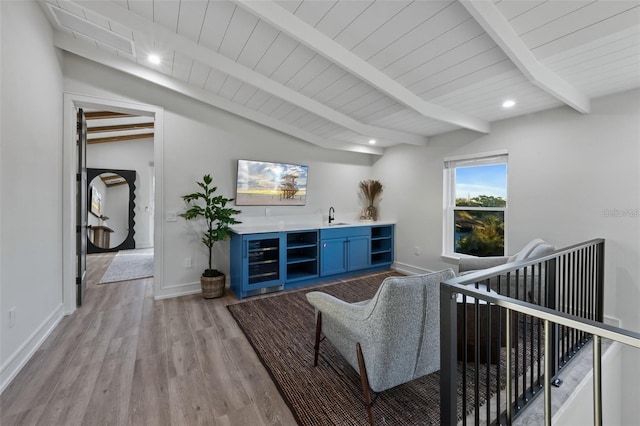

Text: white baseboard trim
xmin=154 ymin=281 xmax=202 ymax=300
xmin=153 ymin=276 xmax=236 ymax=300
xmin=603 ymin=314 xmax=620 ymax=328
xmin=393 ymin=262 xmax=433 ymax=276
xmin=0 ymin=304 xmax=65 ymax=394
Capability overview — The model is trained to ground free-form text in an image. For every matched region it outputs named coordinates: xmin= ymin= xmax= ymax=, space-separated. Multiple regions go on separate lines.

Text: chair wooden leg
xmin=356 ymin=342 xmax=375 ymax=426
xmin=313 ymin=311 xmax=322 ymax=367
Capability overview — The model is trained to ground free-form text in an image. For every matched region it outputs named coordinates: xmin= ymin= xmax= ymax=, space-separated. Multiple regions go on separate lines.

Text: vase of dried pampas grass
xmin=359 ymin=179 xmax=383 ymax=221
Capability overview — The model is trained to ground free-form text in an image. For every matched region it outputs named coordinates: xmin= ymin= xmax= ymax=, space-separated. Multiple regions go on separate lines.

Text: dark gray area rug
xmin=99 ymin=248 xmax=154 ymax=284
xmin=228 ymin=271 xmax=509 ymax=425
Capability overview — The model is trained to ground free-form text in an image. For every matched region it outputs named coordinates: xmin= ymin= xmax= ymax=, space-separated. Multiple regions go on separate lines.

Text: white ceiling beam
xmin=460 ymin=0 xmax=590 ymax=114
xmin=55 ymin=33 xmax=384 ymax=155
xmin=71 ymin=0 xmax=426 ymax=147
xmin=232 ymin=0 xmax=490 ymax=134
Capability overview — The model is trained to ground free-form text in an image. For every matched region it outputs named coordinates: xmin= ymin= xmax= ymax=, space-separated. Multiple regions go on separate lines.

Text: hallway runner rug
xmin=227 ymin=271 xmax=511 ymax=425
xmin=99 ymin=248 xmax=154 ymax=284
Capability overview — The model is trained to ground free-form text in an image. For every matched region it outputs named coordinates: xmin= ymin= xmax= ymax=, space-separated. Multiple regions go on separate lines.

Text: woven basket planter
xmin=201 ymin=274 xmax=225 ymax=299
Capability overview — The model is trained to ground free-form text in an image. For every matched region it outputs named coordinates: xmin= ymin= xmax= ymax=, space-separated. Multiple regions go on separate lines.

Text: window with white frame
xmin=443 ymin=151 xmax=508 ymax=257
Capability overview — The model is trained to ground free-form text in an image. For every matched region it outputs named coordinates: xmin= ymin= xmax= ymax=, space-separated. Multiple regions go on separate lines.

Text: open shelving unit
xmin=286 ymin=230 xmax=319 ymax=282
xmin=371 ymin=225 xmax=393 ymax=266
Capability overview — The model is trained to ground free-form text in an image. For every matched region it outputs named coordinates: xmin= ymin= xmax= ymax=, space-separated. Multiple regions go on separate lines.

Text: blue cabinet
xmin=231 ymin=224 xmax=394 ymax=299
xmin=320 ymin=227 xmax=371 ymax=276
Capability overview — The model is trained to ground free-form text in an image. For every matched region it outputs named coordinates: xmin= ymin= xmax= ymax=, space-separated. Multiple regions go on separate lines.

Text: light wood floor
xmin=0 ymin=253 xmax=297 ymax=425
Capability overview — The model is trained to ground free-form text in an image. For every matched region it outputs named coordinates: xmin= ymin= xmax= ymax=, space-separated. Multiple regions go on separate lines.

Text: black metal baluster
xmin=562 ymin=254 xmax=568 ymax=363
xmin=522 ymin=266 xmax=529 ymax=399
xmin=596 ymin=242 xmax=605 ymax=323
xmin=514 ymin=269 xmax=520 ymax=409
xmin=579 ymin=248 xmax=585 ymax=343
xmin=537 ymin=262 xmax=542 ymax=385
xmin=571 ymin=251 xmax=577 ymax=355
xmin=588 ymin=246 xmax=595 ymax=320
xmin=530 ymin=265 xmax=535 ymax=393
xmin=474 ymin=296 xmax=480 ymax=425
xmin=497 ymin=303 xmax=502 ymax=422
xmin=589 ymin=245 xmax=595 ymax=322
xmin=462 ymin=292 xmax=468 ymax=426
xmin=486 ymin=294 xmax=491 ymax=425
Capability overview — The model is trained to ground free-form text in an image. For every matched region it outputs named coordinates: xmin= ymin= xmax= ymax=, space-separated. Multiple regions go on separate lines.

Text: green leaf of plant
xmin=180 ymin=174 xmax=242 ymax=271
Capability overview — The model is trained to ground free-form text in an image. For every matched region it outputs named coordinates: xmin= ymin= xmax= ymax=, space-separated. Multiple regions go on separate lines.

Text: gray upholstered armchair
xmin=458 ymin=238 xmax=555 ymax=274
xmin=306 ymin=269 xmax=455 ymax=425
xmin=458 ymin=238 xmax=555 ymax=304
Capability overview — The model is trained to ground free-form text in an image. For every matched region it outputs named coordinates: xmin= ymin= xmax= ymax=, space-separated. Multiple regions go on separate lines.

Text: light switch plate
xmin=166 ymin=211 xmax=177 ymax=222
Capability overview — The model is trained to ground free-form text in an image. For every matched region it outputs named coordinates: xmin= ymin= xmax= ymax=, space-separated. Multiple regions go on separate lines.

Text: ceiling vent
xmin=48 ymin=4 xmax=134 ymax=56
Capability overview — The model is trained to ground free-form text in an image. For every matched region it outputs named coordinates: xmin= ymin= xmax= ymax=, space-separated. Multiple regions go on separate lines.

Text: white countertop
xmin=231 ymin=220 xmax=395 ymax=235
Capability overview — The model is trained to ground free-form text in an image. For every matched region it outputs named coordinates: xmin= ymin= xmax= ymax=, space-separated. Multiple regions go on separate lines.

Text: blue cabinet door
xmin=320 ymin=238 xmax=347 ymax=276
xmin=321 ymin=234 xmax=370 ymax=275
xmin=348 ymin=235 xmax=371 ymax=271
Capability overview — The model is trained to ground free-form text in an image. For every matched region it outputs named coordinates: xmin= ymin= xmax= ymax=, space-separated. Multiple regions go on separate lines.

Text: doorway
xmin=85 ymin=112 xmax=155 ymax=290
xmin=62 ymin=94 xmax=164 ymax=314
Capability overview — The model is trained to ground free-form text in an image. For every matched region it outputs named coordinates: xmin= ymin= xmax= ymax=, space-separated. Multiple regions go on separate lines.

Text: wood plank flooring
xmin=0 ymin=253 xmax=297 ymax=426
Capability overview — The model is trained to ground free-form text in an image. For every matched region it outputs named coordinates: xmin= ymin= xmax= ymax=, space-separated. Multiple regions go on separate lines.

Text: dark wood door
xmin=76 ymin=108 xmax=88 ymax=306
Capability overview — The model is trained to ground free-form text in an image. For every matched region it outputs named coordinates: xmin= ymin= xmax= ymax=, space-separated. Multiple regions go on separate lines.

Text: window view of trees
xmin=455 ymin=195 xmax=506 ymax=256
xmin=445 ymin=159 xmax=507 ymax=257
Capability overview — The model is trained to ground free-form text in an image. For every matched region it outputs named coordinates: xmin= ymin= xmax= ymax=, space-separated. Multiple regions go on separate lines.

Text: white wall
xmin=552 ymin=342 xmax=624 ymax=425
xmin=373 ymin=89 xmax=640 ymax=421
xmin=375 ymin=90 xmax=640 ymax=327
xmin=87 ymin=137 xmax=154 ymax=248
xmin=62 ymin=53 xmax=376 ymax=298
xmin=0 ymin=1 xmax=65 ymax=391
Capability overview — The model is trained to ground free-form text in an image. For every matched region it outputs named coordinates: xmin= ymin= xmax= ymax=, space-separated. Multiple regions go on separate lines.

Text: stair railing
xmin=439 ymin=239 xmax=640 ymax=425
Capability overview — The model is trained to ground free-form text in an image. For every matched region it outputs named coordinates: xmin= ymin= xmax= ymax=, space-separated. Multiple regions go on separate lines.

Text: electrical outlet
xmin=166 ymin=211 xmax=177 ymax=222
xmin=9 ymin=308 xmax=16 ymax=328
xmin=184 ymin=257 xmax=192 ymax=268
xmin=414 ymin=246 xmax=421 ymax=256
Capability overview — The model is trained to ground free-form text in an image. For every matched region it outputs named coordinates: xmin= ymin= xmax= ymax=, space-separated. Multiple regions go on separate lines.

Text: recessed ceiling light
xmin=148 ymin=54 xmax=161 ymax=65
xmin=502 ymin=100 xmax=516 ymax=109
xmin=369 ymin=139 xmax=376 ymax=145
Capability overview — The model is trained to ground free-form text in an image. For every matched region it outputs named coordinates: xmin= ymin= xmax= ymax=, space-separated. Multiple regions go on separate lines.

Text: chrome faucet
xmin=328 ymin=207 xmax=335 ymax=224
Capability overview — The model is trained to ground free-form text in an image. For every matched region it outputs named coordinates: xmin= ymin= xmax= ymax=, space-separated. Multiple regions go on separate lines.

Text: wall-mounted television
xmin=236 ymin=159 xmax=308 ymax=206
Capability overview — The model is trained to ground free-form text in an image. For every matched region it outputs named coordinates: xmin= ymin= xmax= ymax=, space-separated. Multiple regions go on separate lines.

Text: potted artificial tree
xmin=180 ymin=174 xmax=241 ymax=298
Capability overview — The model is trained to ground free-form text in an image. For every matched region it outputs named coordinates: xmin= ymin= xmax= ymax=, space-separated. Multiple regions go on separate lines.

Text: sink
xmin=328 ymin=222 xmax=350 ymax=226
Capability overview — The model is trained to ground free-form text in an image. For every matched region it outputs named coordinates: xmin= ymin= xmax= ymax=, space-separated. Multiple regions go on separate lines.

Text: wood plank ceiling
xmin=85 ymin=111 xmax=155 ymax=144
xmin=42 ymin=0 xmax=640 ymax=154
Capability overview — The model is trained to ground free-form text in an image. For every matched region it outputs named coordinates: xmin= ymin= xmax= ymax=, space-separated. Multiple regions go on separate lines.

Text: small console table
xmin=91 ymin=225 xmax=114 ymax=248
